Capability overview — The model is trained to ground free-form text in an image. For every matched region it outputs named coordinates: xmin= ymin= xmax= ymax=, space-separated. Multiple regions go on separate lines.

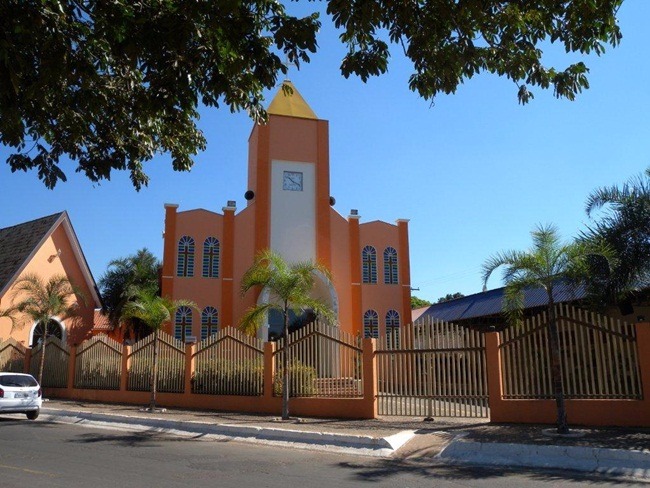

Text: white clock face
xmin=283 ymin=171 xmax=303 ymax=191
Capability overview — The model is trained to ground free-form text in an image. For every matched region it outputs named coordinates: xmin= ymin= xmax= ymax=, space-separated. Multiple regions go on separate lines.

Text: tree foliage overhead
xmin=1 ymin=0 xmax=623 ymax=189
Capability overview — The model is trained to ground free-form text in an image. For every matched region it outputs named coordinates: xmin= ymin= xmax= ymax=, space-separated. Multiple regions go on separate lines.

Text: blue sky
xmin=1 ymin=2 xmax=648 ymax=304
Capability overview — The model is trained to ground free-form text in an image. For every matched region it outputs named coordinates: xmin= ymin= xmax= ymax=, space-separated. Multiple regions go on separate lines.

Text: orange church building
xmin=161 ymin=82 xmax=411 ymax=341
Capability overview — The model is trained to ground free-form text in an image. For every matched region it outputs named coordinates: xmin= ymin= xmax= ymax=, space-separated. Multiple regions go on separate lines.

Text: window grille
xmin=177 ymin=236 xmax=195 ymax=277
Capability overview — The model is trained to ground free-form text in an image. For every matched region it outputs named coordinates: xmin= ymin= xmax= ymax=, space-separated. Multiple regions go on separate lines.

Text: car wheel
xmin=26 ymin=409 xmax=39 ymax=420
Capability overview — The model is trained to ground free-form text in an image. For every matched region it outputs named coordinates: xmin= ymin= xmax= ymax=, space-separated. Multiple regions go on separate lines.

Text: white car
xmin=0 ymin=372 xmax=42 ymax=420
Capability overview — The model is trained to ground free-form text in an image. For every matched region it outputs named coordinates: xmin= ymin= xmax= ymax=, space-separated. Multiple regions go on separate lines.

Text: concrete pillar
xmin=362 ymin=337 xmax=377 ymax=419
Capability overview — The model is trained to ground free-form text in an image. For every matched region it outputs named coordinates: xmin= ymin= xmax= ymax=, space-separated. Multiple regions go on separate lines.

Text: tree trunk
xmin=150 ymin=328 xmax=159 ymax=410
xmin=38 ymin=326 xmax=48 ymax=386
xmin=282 ymin=302 xmax=290 ymax=420
xmin=547 ymin=294 xmax=569 ymax=434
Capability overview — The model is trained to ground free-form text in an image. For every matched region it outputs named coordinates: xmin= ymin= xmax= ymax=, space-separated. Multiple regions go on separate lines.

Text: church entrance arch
xmin=257 ymin=270 xmax=339 ymax=341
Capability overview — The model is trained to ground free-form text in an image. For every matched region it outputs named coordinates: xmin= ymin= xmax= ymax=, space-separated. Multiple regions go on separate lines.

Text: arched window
xmin=177 ymin=236 xmax=195 ymax=277
xmin=385 ymin=310 xmax=401 ymax=348
xmin=363 ymin=310 xmax=379 ymax=339
xmin=202 ymin=237 xmax=220 ymax=278
xmin=383 ymin=247 xmax=399 ymax=284
xmin=174 ymin=306 xmax=193 ymax=341
xmin=201 ymin=307 xmax=219 ymax=340
xmin=362 ymin=246 xmax=377 ymax=284
xmin=30 ymin=319 xmax=63 ymax=347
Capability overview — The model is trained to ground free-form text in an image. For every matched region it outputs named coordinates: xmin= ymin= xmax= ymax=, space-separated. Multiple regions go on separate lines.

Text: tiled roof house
xmin=0 ymin=212 xmax=102 ymax=346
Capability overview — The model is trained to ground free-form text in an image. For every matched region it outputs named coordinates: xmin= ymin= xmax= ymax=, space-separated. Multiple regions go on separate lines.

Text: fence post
xmin=263 ymin=342 xmax=275 ymax=399
xmin=184 ymin=343 xmax=195 ymax=395
xmin=120 ymin=345 xmax=131 ymax=392
xmin=67 ymin=345 xmax=77 ymax=392
xmin=24 ymin=348 xmax=32 ymax=374
xmin=635 ymin=322 xmax=650 ymax=406
xmin=362 ymin=337 xmax=377 ymax=419
xmin=484 ymin=331 xmax=503 ymax=422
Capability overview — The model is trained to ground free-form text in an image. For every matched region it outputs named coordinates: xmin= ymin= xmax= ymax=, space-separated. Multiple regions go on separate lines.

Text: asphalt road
xmin=0 ymin=416 xmax=643 ymax=487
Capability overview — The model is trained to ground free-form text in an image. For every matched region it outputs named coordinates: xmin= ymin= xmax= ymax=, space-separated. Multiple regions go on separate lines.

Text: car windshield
xmin=0 ymin=375 xmax=38 ymax=387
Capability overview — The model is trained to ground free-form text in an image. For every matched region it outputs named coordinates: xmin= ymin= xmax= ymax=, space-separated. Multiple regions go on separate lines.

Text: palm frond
xmin=239 ymin=303 xmax=273 ymax=336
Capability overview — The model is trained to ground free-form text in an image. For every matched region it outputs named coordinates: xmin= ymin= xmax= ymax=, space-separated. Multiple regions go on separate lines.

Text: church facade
xmin=161 ymin=82 xmax=411 ymax=341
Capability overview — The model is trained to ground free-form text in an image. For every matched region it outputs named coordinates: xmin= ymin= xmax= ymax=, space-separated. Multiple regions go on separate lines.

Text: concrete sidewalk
xmin=36 ymin=399 xmax=650 ymax=480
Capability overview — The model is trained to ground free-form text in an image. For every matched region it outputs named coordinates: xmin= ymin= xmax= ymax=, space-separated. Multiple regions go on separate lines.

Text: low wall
xmin=485 ymin=322 xmax=650 ymax=427
xmin=41 ymin=338 xmax=378 ymax=420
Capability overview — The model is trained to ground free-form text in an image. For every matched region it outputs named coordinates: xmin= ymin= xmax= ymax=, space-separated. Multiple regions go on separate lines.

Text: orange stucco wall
xmin=358 ymin=220 xmax=408 ymax=335
xmin=329 ymin=210 xmax=353 ymax=334
xmin=267 ymin=115 xmax=319 ymax=163
xmin=165 ymin=209 xmax=224 ymax=336
xmin=485 ymin=323 xmax=650 ymax=427
xmin=232 ymin=205 xmax=257 ymax=327
xmin=0 ymin=224 xmax=97 ymax=346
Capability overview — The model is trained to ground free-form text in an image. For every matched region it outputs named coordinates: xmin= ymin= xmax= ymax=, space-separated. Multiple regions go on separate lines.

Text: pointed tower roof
xmin=267 ymin=80 xmax=318 ymax=120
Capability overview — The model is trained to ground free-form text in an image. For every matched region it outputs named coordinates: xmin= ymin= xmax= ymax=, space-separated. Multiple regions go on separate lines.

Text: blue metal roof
xmin=418 ymin=281 xmax=586 ymax=323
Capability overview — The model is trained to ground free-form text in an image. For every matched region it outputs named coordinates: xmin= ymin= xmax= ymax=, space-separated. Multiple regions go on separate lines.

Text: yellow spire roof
xmin=267 ymin=80 xmax=318 ymax=120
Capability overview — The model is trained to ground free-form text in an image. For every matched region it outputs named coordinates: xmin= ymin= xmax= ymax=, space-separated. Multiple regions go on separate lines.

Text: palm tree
xmin=98 ymin=248 xmax=161 ymax=340
xmin=0 ymin=274 xmax=83 ymax=384
xmin=120 ymin=288 xmax=196 ymax=411
xmin=582 ymin=167 xmax=650 ymax=306
xmin=239 ymin=250 xmax=335 ymax=420
xmin=482 ymin=224 xmax=611 ymax=434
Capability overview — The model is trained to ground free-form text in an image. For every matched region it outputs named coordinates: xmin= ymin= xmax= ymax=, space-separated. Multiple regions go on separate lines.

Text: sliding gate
xmin=376 ymin=318 xmax=488 ymax=418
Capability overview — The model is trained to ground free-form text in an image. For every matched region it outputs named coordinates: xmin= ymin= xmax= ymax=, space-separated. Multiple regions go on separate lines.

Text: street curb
xmin=40 ymin=408 xmax=416 ymax=457
xmin=439 ymin=439 xmax=650 ymax=480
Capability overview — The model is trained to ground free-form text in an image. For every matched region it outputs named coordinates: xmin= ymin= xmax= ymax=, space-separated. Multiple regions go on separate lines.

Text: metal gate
xmin=376 ymin=318 xmax=488 ymax=418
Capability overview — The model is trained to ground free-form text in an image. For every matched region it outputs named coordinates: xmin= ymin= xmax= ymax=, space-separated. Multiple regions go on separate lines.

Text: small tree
xmin=120 ymin=289 xmax=196 ymax=411
xmin=239 ymin=250 xmax=335 ymax=420
xmin=437 ymin=292 xmax=465 ymax=303
xmin=582 ymin=167 xmax=650 ymax=306
xmin=482 ymin=224 xmax=611 ymax=434
xmin=0 ymin=274 xmax=83 ymax=384
xmin=410 ymin=296 xmax=432 ymax=309
xmin=98 ymin=248 xmax=161 ymax=340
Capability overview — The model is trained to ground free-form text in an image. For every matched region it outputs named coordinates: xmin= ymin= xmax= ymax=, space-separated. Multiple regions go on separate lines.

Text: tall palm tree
xmin=239 ymin=250 xmax=335 ymax=420
xmin=582 ymin=167 xmax=650 ymax=306
xmin=120 ymin=288 xmax=196 ymax=411
xmin=98 ymin=248 xmax=161 ymax=340
xmin=0 ymin=274 xmax=83 ymax=384
xmin=482 ymin=224 xmax=611 ymax=434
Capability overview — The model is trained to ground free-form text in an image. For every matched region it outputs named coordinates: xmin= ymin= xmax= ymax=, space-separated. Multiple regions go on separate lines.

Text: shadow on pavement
xmin=336 ymin=458 xmax=642 ymax=485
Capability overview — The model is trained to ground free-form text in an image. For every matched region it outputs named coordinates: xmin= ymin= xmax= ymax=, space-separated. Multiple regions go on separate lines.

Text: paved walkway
xmin=35 ymin=399 xmax=650 ymax=480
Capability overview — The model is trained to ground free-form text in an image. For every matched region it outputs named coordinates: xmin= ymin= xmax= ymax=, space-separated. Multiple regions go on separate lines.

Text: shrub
xmin=273 ymin=360 xmax=317 ymax=397
xmin=192 ymin=358 xmax=263 ymax=395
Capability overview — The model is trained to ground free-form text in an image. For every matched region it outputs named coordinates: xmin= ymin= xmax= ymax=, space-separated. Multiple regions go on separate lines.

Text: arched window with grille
xmin=201 ymin=307 xmax=219 ymax=340
xmin=383 ymin=247 xmax=399 ymax=284
xmin=363 ymin=310 xmax=379 ymax=338
xmin=174 ymin=306 xmax=193 ymax=341
xmin=202 ymin=237 xmax=220 ymax=278
xmin=362 ymin=246 xmax=377 ymax=284
xmin=30 ymin=319 xmax=64 ymax=347
xmin=385 ymin=310 xmax=401 ymax=348
xmin=177 ymin=236 xmax=195 ymax=277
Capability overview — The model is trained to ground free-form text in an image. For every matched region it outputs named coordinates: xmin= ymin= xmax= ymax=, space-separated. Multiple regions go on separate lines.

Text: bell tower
xmin=246 ymin=81 xmax=331 ymax=268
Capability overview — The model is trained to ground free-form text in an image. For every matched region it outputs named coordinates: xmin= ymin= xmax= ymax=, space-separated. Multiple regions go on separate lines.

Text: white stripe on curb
xmin=439 ymin=439 xmax=650 ymax=479
xmin=40 ymin=408 xmax=416 ymax=458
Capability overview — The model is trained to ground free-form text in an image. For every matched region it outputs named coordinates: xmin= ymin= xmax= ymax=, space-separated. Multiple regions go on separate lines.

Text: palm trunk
xmin=547 ymin=293 xmax=569 ymax=434
xmin=282 ymin=302 xmax=290 ymax=420
xmin=150 ymin=328 xmax=159 ymax=410
xmin=38 ymin=327 xmax=48 ymax=386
